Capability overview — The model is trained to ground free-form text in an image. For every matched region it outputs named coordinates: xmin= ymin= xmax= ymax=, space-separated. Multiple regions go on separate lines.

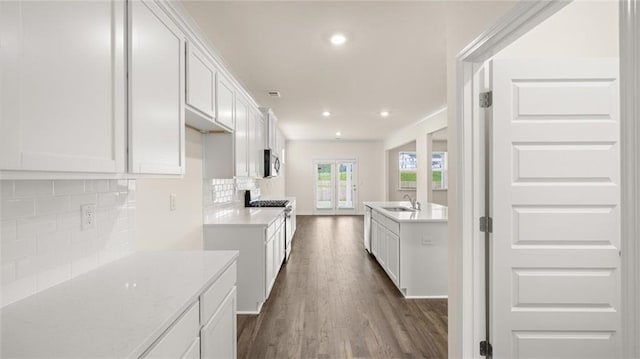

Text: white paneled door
xmin=314 ymin=160 xmax=357 ymax=214
xmin=491 ymin=58 xmax=621 ymax=358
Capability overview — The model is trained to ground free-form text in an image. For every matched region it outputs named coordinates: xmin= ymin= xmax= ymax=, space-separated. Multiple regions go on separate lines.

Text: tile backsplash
xmin=1 ymin=179 xmax=135 ymax=307
xmin=203 ymin=178 xmax=257 ymax=213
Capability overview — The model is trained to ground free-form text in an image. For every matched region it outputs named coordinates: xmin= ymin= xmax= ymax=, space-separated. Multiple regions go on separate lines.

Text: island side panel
xmin=400 ymin=221 xmax=448 ymax=297
xmin=204 ymin=226 xmax=266 ymax=313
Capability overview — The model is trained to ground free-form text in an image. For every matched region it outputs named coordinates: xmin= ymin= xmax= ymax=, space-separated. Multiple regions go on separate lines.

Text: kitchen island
xmin=364 ymin=201 xmax=448 ymax=298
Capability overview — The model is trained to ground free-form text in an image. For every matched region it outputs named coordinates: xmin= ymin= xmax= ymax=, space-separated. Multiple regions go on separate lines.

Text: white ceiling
xmin=181 ymin=1 xmax=447 ymax=141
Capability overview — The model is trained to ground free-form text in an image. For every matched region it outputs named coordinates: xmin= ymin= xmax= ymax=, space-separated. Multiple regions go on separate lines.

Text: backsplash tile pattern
xmin=1 ymin=180 xmax=135 ymax=307
xmin=203 ymin=178 xmax=257 ymax=213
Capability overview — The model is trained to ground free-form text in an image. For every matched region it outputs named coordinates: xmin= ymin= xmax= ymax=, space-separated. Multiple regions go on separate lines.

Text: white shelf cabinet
xmin=128 ymin=0 xmax=186 ymax=175
xmin=0 ymin=0 xmax=126 ymax=174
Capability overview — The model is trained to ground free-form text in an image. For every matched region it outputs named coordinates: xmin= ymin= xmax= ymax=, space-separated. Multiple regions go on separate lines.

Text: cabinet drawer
xmin=143 ymin=302 xmax=200 ymax=358
xmin=385 ymin=217 xmax=400 ymax=236
xmin=372 ymin=210 xmax=384 ymax=223
xmin=200 ymin=262 xmax=236 ymax=325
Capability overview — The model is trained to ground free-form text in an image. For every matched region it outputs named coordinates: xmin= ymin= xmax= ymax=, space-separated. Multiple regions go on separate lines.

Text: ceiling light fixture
xmin=330 ymin=33 xmax=347 ymax=46
xmin=322 ymin=111 xmax=331 ymax=117
xmin=380 ymin=110 xmax=390 ymax=117
xmin=336 ymin=131 xmax=342 ymax=137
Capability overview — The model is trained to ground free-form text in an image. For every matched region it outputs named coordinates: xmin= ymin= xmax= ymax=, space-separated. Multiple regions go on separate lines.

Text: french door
xmin=314 ymin=160 xmax=358 ymax=214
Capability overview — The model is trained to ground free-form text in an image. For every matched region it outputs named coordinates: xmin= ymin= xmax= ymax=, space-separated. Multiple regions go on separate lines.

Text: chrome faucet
xmin=403 ymin=194 xmax=421 ymax=210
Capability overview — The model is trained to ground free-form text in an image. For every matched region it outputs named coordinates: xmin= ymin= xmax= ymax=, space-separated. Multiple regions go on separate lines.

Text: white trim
xmin=620 ymin=1 xmax=640 ymax=357
xmin=455 ymin=0 xmax=640 ymax=358
xmin=404 ymin=295 xmax=448 ymax=300
xmin=236 ymin=310 xmax=261 ymax=315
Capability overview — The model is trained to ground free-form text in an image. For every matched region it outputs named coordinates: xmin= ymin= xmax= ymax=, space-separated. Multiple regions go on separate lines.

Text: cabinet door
xmin=378 ymin=225 xmax=387 ymax=268
xmin=247 ymin=110 xmax=257 ymax=178
xmin=234 ymin=97 xmax=249 ymax=177
xmin=216 ymin=75 xmax=234 ymax=131
xmin=182 ymin=338 xmax=200 ymax=359
xmin=265 ymin=235 xmax=275 ymax=296
xmin=200 ymin=287 xmax=237 ymax=359
xmin=254 ymin=114 xmax=265 ymax=178
xmin=387 ymin=231 xmax=400 ymax=286
xmin=129 ymin=0 xmax=185 ymax=175
xmin=0 ymin=1 xmax=126 ymax=173
xmin=186 ymin=42 xmax=215 ymax=119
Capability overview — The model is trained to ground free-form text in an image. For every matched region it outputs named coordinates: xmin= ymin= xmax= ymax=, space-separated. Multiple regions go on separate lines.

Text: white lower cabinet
xmin=386 ymin=229 xmax=400 ymax=286
xmin=204 ymin=213 xmax=286 ymax=313
xmin=143 ymin=262 xmax=237 ymax=359
xmin=201 ymin=288 xmax=237 ymax=359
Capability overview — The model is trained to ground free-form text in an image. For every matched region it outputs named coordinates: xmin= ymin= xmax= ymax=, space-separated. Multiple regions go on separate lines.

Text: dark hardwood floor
xmin=237 ymin=215 xmax=448 ymax=359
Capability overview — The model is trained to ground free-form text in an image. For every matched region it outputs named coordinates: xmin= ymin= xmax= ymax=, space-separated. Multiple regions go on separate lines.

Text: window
xmin=399 ymin=151 xmax=417 ymax=189
xmin=432 ymin=151 xmax=448 ymax=190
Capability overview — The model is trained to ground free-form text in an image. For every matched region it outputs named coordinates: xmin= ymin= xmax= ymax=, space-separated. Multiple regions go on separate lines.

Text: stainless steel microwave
xmin=264 ymin=149 xmax=280 ymax=178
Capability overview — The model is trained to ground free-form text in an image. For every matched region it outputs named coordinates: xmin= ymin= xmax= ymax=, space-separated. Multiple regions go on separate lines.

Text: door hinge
xmin=480 ymin=340 xmax=493 ymax=357
xmin=480 ymin=216 xmax=493 ymax=233
xmin=480 ymin=91 xmax=493 ymax=108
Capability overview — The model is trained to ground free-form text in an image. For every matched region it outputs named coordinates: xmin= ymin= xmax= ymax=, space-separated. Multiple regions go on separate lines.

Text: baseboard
xmin=404 ymin=295 xmax=448 ymax=299
xmin=237 ymin=310 xmax=261 ymax=315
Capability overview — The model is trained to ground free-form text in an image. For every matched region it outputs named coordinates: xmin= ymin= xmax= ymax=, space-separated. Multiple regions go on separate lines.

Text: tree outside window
xmin=399 ymin=151 xmax=417 ymax=189
xmin=432 ymin=152 xmax=447 ymax=190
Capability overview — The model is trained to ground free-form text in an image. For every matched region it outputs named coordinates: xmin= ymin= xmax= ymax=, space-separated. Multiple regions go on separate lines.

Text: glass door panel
xmin=337 ymin=161 xmax=356 ymax=210
xmin=315 ymin=162 xmax=334 ymax=210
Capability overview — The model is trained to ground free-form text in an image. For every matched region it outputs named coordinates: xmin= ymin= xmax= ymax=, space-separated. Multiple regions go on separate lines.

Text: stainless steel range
xmin=244 ymin=189 xmax=294 ymax=261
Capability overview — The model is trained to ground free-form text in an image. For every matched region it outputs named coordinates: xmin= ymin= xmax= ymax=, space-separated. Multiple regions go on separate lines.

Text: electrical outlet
xmin=170 ymin=193 xmax=177 ymax=211
xmin=81 ymin=204 xmax=96 ymax=231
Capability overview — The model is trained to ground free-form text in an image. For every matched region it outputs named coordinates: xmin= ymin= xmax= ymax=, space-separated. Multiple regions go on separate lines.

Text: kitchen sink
xmin=382 ymin=206 xmax=416 ymax=212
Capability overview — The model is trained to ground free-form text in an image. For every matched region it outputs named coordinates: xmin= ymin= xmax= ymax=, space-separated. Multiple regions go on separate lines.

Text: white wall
xmin=285 ymin=140 xmax=385 ymax=215
xmin=135 ymin=128 xmax=204 ymax=250
xmin=387 ymin=142 xmax=417 ymax=201
xmin=495 ymin=1 xmax=619 ymax=59
xmin=385 ymin=108 xmax=448 ymax=206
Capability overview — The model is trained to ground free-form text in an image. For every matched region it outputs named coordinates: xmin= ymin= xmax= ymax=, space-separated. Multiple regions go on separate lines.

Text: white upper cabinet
xmin=254 ymin=112 xmax=265 ymax=178
xmin=234 ymin=96 xmax=249 ymax=177
xmin=0 ymin=1 xmax=126 ymax=173
xmin=247 ymin=110 xmax=257 ymax=178
xmin=216 ymin=74 xmax=235 ymax=132
xmin=128 ymin=0 xmax=186 ymax=175
xmin=185 ymin=42 xmax=216 ymax=123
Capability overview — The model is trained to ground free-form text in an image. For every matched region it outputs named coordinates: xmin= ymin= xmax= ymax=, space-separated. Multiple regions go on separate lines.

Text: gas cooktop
xmin=247 ymin=200 xmax=290 ymax=208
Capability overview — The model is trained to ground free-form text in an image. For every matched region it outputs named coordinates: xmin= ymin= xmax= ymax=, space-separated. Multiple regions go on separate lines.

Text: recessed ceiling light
xmin=380 ymin=110 xmax=390 ymax=117
xmin=330 ymin=33 xmax=347 ymax=46
xmin=322 ymin=111 xmax=331 ymax=117
xmin=336 ymin=131 xmax=342 ymax=137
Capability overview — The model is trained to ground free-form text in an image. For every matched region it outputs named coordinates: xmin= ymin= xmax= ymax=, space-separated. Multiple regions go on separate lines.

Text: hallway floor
xmin=237 ymin=215 xmax=448 ymax=359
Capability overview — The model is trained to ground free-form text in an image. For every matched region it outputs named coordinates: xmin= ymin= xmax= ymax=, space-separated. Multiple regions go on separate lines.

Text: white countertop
xmin=364 ymin=201 xmax=448 ymax=222
xmin=1 ymin=251 xmax=238 ymax=358
xmin=204 ymin=205 xmax=284 ymax=226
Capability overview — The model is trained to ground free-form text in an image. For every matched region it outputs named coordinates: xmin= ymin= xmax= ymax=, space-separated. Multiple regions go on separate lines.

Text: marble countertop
xmin=1 ymin=251 xmax=238 ymax=358
xmin=204 ymin=205 xmax=285 ymax=226
xmin=364 ymin=201 xmax=448 ymax=223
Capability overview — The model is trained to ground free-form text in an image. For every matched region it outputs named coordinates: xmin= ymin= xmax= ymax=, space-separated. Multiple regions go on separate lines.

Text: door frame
xmin=312 ymin=159 xmax=358 ymax=215
xmin=455 ymin=1 xmax=640 ymax=358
